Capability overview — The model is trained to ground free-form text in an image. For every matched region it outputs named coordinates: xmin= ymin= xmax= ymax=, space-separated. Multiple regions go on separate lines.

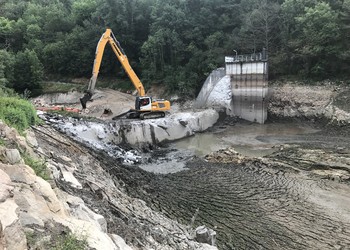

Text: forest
xmin=0 ymin=0 xmax=349 ymax=97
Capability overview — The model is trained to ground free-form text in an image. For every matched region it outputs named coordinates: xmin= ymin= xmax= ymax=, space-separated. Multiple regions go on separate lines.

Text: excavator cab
xmin=136 ymin=96 xmax=152 ymax=111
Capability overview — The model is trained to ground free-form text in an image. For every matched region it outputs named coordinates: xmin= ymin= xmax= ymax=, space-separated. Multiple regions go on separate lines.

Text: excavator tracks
xmin=140 ymin=111 xmax=165 ymax=120
xmin=112 ymin=110 xmax=165 ymax=120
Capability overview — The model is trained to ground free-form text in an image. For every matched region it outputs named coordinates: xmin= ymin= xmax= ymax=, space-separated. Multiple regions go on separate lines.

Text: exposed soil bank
xmin=268 ymin=84 xmax=350 ymax=125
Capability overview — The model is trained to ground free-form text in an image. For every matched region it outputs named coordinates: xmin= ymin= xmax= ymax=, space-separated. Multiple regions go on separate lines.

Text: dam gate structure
xmin=226 ymin=50 xmax=268 ymax=124
xmin=195 ymin=49 xmax=268 ymax=124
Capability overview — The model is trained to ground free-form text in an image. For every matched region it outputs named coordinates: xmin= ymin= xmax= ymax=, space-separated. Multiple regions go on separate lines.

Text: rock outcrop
xmin=0 ymin=120 xmax=218 ymax=250
xmin=268 ymin=84 xmax=350 ymax=124
xmin=0 ymin=121 xmax=132 ymax=250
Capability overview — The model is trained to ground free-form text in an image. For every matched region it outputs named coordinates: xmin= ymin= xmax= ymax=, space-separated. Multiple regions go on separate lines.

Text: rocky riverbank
xmin=268 ymin=83 xmax=350 ymax=125
xmin=0 ymin=120 xmax=217 ymax=249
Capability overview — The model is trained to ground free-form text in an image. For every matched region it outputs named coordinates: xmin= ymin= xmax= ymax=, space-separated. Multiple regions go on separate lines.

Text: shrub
xmin=0 ymin=106 xmax=29 ymax=132
xmin=13 ymin=49 xmax=43 ymax=96
xmin=0 ymin=97 xmax=38 ymax=132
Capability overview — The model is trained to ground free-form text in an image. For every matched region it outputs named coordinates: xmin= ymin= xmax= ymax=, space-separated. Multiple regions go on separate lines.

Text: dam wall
xmin=195 ymin=50 xmax=268 ymax=124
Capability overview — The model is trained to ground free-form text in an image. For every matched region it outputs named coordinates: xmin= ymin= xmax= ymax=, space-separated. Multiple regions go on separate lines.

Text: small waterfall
xmin=194 ymin=68 xmax=226 ymax=108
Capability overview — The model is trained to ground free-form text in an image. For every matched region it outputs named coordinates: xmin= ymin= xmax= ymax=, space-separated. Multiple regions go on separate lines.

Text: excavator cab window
xmin=135 ymin=97 xmax=151 ymax=111
xmin=140 ymin=98 xmax=149 ymax=106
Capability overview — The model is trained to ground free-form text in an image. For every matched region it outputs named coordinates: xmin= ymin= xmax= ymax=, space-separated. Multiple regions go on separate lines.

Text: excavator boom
xmin=80 ymin=28 xmax=170 ymax=119
xmin=87 ymin=29 xmax=145 ymax=96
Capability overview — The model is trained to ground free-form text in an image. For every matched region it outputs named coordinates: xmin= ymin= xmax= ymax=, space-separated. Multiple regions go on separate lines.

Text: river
xmin=139 ymin=120 xmax=319 ymax=173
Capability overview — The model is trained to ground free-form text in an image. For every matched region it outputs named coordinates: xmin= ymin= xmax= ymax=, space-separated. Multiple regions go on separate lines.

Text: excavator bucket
xmin=80 ymin=92 xmax=92 ymax=109
xmin=101 ymin=108 xmax=113 ymax=117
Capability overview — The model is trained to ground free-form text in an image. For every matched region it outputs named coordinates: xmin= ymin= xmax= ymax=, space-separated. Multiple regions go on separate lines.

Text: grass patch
xmin=41 ymin=77 xmax=135 ymax=95
xmin=41 ymin=81 xmax=85 ymax=94
xmin=0 ymin=96 xmax=39 ymax=133
xmin=23 ymin=154 xmax=50 ymax=180
xmin=96 ymin=77 xmax=135 ymax=92
xmin=26 ymin=223 xmax=89 ymax=250
xmin=52 ymin=232 xmax=88 ymax=250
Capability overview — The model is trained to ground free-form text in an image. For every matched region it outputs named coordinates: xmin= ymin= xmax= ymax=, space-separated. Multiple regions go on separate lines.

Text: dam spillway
xmin=195 ymin=50 xmax=268 ymax=124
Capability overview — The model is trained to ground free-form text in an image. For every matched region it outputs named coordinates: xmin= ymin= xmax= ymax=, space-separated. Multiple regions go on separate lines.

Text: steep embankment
xmin=268 ymin=84 xmax=350 ymax=125
xmin=0 ymin=120 xmax=217 ymax=249
xmin=0 ymin=121 xmax=132 ymax=249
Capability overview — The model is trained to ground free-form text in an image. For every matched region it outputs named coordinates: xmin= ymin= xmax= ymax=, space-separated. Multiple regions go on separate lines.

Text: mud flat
xmin=130 ymin=84 xmax=350 ymax=249
xmin=130 ymin=128 xmax=350 ymax=249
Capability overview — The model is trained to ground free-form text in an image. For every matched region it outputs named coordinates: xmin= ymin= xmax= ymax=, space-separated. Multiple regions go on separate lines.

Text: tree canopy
xmin=0 ymin=0 xmax=349 ymax=97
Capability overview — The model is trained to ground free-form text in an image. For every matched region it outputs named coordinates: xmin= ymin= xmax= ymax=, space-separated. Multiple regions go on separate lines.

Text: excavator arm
xmin=81 ymin=29 xmax=145 ymax=108
xmin=80 ymin=28 xmax=170 ymax=119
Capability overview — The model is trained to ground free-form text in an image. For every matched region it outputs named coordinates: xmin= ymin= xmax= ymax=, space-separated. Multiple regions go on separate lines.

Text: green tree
xmin=13 ymin=49 xmax=43 ymax=96
xmin=0 ymin=17 xmax=15 ymax=49
xmin=72 ymin=0 xmax=98 ymax=26
xmin=339 ymin=0 xmax=350 ymax=72
xmin=0 ymin=49 xmax=15 ymax=88
xmin=238 ymin=0 xmax=280 ymax=53
xmin=295 ymin=2 xmax=340 ymax=76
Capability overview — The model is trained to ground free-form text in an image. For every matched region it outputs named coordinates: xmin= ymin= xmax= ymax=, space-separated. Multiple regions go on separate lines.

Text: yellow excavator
xmin=80 ymin=28 xmax=170 ymax=119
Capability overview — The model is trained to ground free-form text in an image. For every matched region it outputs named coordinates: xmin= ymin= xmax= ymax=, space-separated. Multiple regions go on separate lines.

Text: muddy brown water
xmin=174 ymin=121 xmax=319 ymax=157
xmin=139 ymin=121 xmax=319 ymax=173
xmin=136 ymin=121 xmax=350 ymax=249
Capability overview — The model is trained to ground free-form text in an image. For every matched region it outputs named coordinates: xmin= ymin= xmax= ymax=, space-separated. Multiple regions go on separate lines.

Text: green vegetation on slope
xmin=22 ymin=153 xmax=50 ymax=180
xmin=0 ymin=89 xmax=39 ymax=132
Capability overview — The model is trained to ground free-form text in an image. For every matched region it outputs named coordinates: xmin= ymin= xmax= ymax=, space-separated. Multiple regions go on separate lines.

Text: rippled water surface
xmin=174 ymin=121 xmax=319 ymax=157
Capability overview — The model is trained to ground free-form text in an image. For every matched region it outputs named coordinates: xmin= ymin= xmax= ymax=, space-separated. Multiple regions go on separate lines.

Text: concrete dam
xmin=195 ymin=50 xmax=268 ymax=124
